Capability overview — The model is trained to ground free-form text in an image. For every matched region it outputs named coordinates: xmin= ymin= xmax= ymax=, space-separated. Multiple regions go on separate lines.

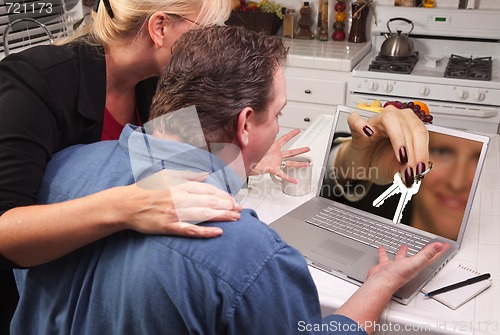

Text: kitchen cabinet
xmin=280 ymin=67 xmax=351 ymax=134
xmin=276 ymin=38 xmax=371 ymax=141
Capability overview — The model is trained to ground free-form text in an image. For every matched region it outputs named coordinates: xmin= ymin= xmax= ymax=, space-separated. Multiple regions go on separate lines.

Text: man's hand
xmin=251 ymin=129 xmax=310 ymax=183
xmin=335 ymin=242 xmax=450 ymax=335
xmin=366 ymin=243 xmax=450 ymax=290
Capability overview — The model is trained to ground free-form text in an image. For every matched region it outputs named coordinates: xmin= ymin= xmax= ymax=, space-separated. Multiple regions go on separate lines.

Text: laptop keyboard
xmin=306 ymin=206 xmax=430 ymax=256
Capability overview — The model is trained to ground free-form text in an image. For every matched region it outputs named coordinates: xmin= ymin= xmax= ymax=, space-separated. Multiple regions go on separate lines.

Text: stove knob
xmin=419 ymin=86 xmax=430 ymax=97
xmin=457 ymin=89 xmax=469 ymax=100
xmin=382 ymin=82 xmax=393 ymax=93
xmin=474 ymin=91 xmax=486 ymax=102
xmin=368 ymin=81 xmax=379 ymax=92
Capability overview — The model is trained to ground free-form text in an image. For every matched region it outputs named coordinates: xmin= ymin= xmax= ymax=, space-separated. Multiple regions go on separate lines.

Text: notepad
xmin=422 ymin=264 xmax=492 ymax=310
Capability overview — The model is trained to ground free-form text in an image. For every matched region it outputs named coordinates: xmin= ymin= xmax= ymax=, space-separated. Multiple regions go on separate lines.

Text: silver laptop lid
xmin=318 ymin=106 xmax=490 ymax=245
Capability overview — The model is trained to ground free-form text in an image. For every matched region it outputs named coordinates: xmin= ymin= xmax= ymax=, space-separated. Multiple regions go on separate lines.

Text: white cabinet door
xmin=285 ymin=67 xmax=351 ymax=105
xmin=279 ymin=100 xmax=335 ymax=130
xmin=283 ymin=67 xmax=351 ymax=132
xmin=286 ymin=75 xmax=347 ymax=106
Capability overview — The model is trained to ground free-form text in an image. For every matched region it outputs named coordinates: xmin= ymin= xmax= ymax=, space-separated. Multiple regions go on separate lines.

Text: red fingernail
xmin=399 ymin=146 xmax=408 ymax=164
xmin=416 ymin=162 xmax=426 ymax=176
xmin=363 ymin=125 xmax=374 ymax=137
xmin=404 ymin=166 xmax=414 ymax=187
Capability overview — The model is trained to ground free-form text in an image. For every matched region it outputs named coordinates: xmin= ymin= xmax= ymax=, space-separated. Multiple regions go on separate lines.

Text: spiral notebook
xmin=421 ymin=264 xmax=492 ymax=310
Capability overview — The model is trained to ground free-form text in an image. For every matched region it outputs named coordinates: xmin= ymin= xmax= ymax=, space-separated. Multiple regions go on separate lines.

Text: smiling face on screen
xmin=411 ymin=132 xmax=482 ymax=240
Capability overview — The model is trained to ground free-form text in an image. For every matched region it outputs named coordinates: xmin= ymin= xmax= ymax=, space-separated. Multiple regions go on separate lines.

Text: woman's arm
xmin=0 ymin=54 xmax=240 ymax=268
xmin=0 ymin=179 xmax=240 ymax=268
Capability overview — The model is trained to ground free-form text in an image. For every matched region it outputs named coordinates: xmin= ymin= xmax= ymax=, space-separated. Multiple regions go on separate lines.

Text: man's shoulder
xmin=39 ymin=141 xmax=132 ymax=203
xmin=213 ymin=209 xmax=287 ymax=257
xmin=144 ymin=209 xmax=301 ymax=290
xmin=152 ymin=208 xmax=289 ymax=260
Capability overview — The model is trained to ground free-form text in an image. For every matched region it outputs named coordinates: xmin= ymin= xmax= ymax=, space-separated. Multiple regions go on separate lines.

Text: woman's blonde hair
xmin=59 ymin=0 xmax=231 ymax=46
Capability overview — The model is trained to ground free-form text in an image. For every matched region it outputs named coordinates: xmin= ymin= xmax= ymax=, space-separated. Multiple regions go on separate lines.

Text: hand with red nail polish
xmin=329 ymin=106 xmax=430 ymax=187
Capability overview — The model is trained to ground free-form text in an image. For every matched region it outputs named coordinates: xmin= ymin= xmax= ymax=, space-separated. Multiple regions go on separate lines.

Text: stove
xmin=444 ymin=55 xmax=492 ymax=81
xmin=349 ymin=6 xmax=500 ymax=134
xmin=368 ymin=53 xmax=419 ymax=74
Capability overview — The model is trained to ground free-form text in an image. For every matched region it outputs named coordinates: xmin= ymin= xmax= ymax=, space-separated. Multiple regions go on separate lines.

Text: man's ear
xmin=235 ymin=107 xmax=254 ymax=148
xmin=147 ymin=12 xmax=168 ymax=48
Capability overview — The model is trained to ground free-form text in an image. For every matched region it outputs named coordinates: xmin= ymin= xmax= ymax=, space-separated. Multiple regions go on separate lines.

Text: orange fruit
xmin=413 ymin=101 xmax=429 ymax=115
xmin=335 ymin=12 xmax=347 ymax=22
xmin=231 ymin=0 xmax=241 ymax=10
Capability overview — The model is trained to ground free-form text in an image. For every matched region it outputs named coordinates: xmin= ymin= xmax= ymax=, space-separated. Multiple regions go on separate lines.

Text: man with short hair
xmin=12 ymin=26 xmax=447 ymax=335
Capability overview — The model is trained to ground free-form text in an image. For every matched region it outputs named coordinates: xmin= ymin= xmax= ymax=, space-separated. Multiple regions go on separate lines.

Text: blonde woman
xmin=0 ymin=0 xmax=307 ymax=329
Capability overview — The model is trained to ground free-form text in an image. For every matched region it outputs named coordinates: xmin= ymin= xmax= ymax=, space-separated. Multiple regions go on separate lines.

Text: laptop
xmin=270 ymin=105 xmax=490 ymax=304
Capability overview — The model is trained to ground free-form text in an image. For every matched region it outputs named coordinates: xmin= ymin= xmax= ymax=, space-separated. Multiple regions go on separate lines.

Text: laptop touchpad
xmin=312 ymin=239 xmax=364 ymax=265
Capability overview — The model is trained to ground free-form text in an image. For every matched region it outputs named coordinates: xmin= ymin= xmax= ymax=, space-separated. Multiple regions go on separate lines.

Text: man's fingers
xmin=415 ymin=242 xmax=450 ymax=269
xmin=283 ymin=159 xmax=310 ymax=169
xmin=275 ymin=128 xmax=301 ymax=146
xmin=282 ymin=146 xmax=311 ymax=159
xmin=377 ymin=246 xmax=389 ymax=263
xmin=395 ymin=244 xmax=409 ymax=259
xmin=274 ymin=170 xmax=298 ymax=184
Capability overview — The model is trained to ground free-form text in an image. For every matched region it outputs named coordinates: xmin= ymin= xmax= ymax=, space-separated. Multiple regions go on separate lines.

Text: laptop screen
xmin=319 ymin=107 xmax=490 ymax=243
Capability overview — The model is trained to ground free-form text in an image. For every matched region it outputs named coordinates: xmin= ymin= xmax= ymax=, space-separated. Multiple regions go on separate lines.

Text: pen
xmin=424 ymin=273 xmax=491 ymax=297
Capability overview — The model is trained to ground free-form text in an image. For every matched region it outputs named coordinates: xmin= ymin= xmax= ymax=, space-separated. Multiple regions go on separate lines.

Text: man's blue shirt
xmin=12 ymin=125 xmax=367 ymax=335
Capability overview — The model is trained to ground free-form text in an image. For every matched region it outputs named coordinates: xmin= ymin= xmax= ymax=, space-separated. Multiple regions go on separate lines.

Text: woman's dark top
xmin=0 ymin=42 xmax=158 ymax=267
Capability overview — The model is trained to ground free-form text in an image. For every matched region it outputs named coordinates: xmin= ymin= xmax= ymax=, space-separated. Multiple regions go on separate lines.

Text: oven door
xmin=348 ymin=93 xmax=500 ymax=134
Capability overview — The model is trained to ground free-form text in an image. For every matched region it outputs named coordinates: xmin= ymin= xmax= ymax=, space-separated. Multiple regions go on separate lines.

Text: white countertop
xmin=239 ymin=115 xmax=500 ymax=335
xmin=283 ymin=38 xmax=372 ymax=72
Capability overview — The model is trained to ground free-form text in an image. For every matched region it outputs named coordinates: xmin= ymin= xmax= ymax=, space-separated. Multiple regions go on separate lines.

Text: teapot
xmin=380 ymin=17 xmax=415 ymax=58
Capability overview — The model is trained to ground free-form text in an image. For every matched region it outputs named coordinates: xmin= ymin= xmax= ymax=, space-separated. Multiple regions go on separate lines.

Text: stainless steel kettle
xmin=380 ymin=17 xmax=415 ymax=58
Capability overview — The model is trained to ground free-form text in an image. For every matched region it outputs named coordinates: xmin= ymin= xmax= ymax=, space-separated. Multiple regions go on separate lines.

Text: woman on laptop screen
xmin=322 ymin=107 xmax=483 ymax=241
xmin=410 ymin=132 xmax=482 ymax=240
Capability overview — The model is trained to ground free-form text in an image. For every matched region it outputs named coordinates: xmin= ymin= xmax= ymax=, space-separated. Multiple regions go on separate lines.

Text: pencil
xmin=424 ymin=273 xmax=491 ymax=297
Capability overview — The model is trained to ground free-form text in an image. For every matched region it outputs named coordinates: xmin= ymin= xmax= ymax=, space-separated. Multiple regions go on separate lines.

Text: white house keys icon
xmin=372 ymin=162 xmax=433 ymax=224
